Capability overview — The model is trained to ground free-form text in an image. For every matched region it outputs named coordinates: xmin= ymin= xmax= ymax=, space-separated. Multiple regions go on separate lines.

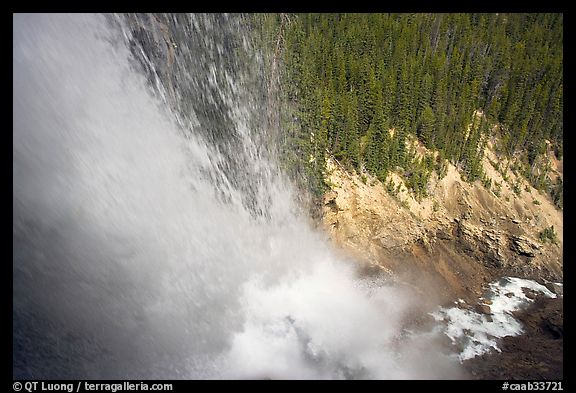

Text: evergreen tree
xmin=417 ymin=105 xmax=435 ymax=148
xmin=266 ymin=12 xmax=562 ymax=203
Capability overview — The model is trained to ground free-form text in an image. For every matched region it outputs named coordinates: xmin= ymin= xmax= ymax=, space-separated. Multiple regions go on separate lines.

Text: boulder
xmin=522 ymin=287 xmax=538 ymax=299
xmin=510 ymin=235 xmax=540 ymax=257
xmin=476 ymin=304 xmax=492 ymax=315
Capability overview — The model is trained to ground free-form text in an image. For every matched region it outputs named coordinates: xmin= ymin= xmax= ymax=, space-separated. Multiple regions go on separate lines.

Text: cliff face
xmin=321 ymin=141 xmax=563 ymax=304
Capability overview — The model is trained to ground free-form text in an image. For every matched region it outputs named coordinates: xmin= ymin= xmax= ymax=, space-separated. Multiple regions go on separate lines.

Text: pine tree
xmin=271 ymin=12 xmax=562 ymax=203
xmin=417 ymin=105 xmax=435 ymax=148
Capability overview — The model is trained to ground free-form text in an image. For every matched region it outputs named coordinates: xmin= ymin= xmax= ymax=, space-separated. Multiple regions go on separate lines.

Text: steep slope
xmin=321 ymin=141 xmax=562 ymax=304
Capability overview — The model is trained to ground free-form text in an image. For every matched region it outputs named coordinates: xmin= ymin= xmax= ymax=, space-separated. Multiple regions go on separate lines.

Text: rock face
xmin=455 ymin=221 xmax=505 ymax=268
xmin=510 ymin=236 xmax=541 ymax=257
xmin=321 ymin=159 xmax=427 ymax=266
xmin=320 ymin=152 xmax=563 ymax=301
xmin=454 ymin=221 xmax=545 ymax=268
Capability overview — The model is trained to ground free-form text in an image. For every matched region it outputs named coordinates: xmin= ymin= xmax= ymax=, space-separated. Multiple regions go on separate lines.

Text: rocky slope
xmin=320 ymin=139 xmax=563 ymax=304
xmin=319 ymin=135 xmax=563 ymax=379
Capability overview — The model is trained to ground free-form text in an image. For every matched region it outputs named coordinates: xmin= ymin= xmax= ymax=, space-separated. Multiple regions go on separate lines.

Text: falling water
xmin=13 ymin=13 xmax=462 ymax=379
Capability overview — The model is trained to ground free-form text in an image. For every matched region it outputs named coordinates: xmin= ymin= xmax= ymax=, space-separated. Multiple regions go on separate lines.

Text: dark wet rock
xmin=522 ymin=287 xmax=538 ymax=300
xmin=476 ymin=304 xmax=492 ymax=315
xmin=544 ymin=282 xmax=563 ymax=297
xmin=463 ymin=296 xmax=563 ymax=380
xmin=542 ymin=320 xmax=563 ymax=340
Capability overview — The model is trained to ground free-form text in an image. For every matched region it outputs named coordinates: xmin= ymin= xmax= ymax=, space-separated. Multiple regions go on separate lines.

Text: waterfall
xmin=13 ymin=13 xmax=462 ymax=379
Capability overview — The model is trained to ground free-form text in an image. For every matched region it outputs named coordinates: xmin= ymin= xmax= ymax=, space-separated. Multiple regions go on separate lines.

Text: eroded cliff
xmin=321 ymin=138 xmax=562 ymax=304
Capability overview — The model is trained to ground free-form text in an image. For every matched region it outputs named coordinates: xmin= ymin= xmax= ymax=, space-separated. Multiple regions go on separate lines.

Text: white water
xmin=432 ymin=277 xmax=558 ymax=362
xmin=13 ymin=13 xmax=462 ymax=379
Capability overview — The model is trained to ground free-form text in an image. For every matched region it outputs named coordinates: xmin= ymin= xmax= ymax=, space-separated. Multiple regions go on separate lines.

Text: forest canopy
xmin=254 ymin=13 xmax=563 ymax=205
